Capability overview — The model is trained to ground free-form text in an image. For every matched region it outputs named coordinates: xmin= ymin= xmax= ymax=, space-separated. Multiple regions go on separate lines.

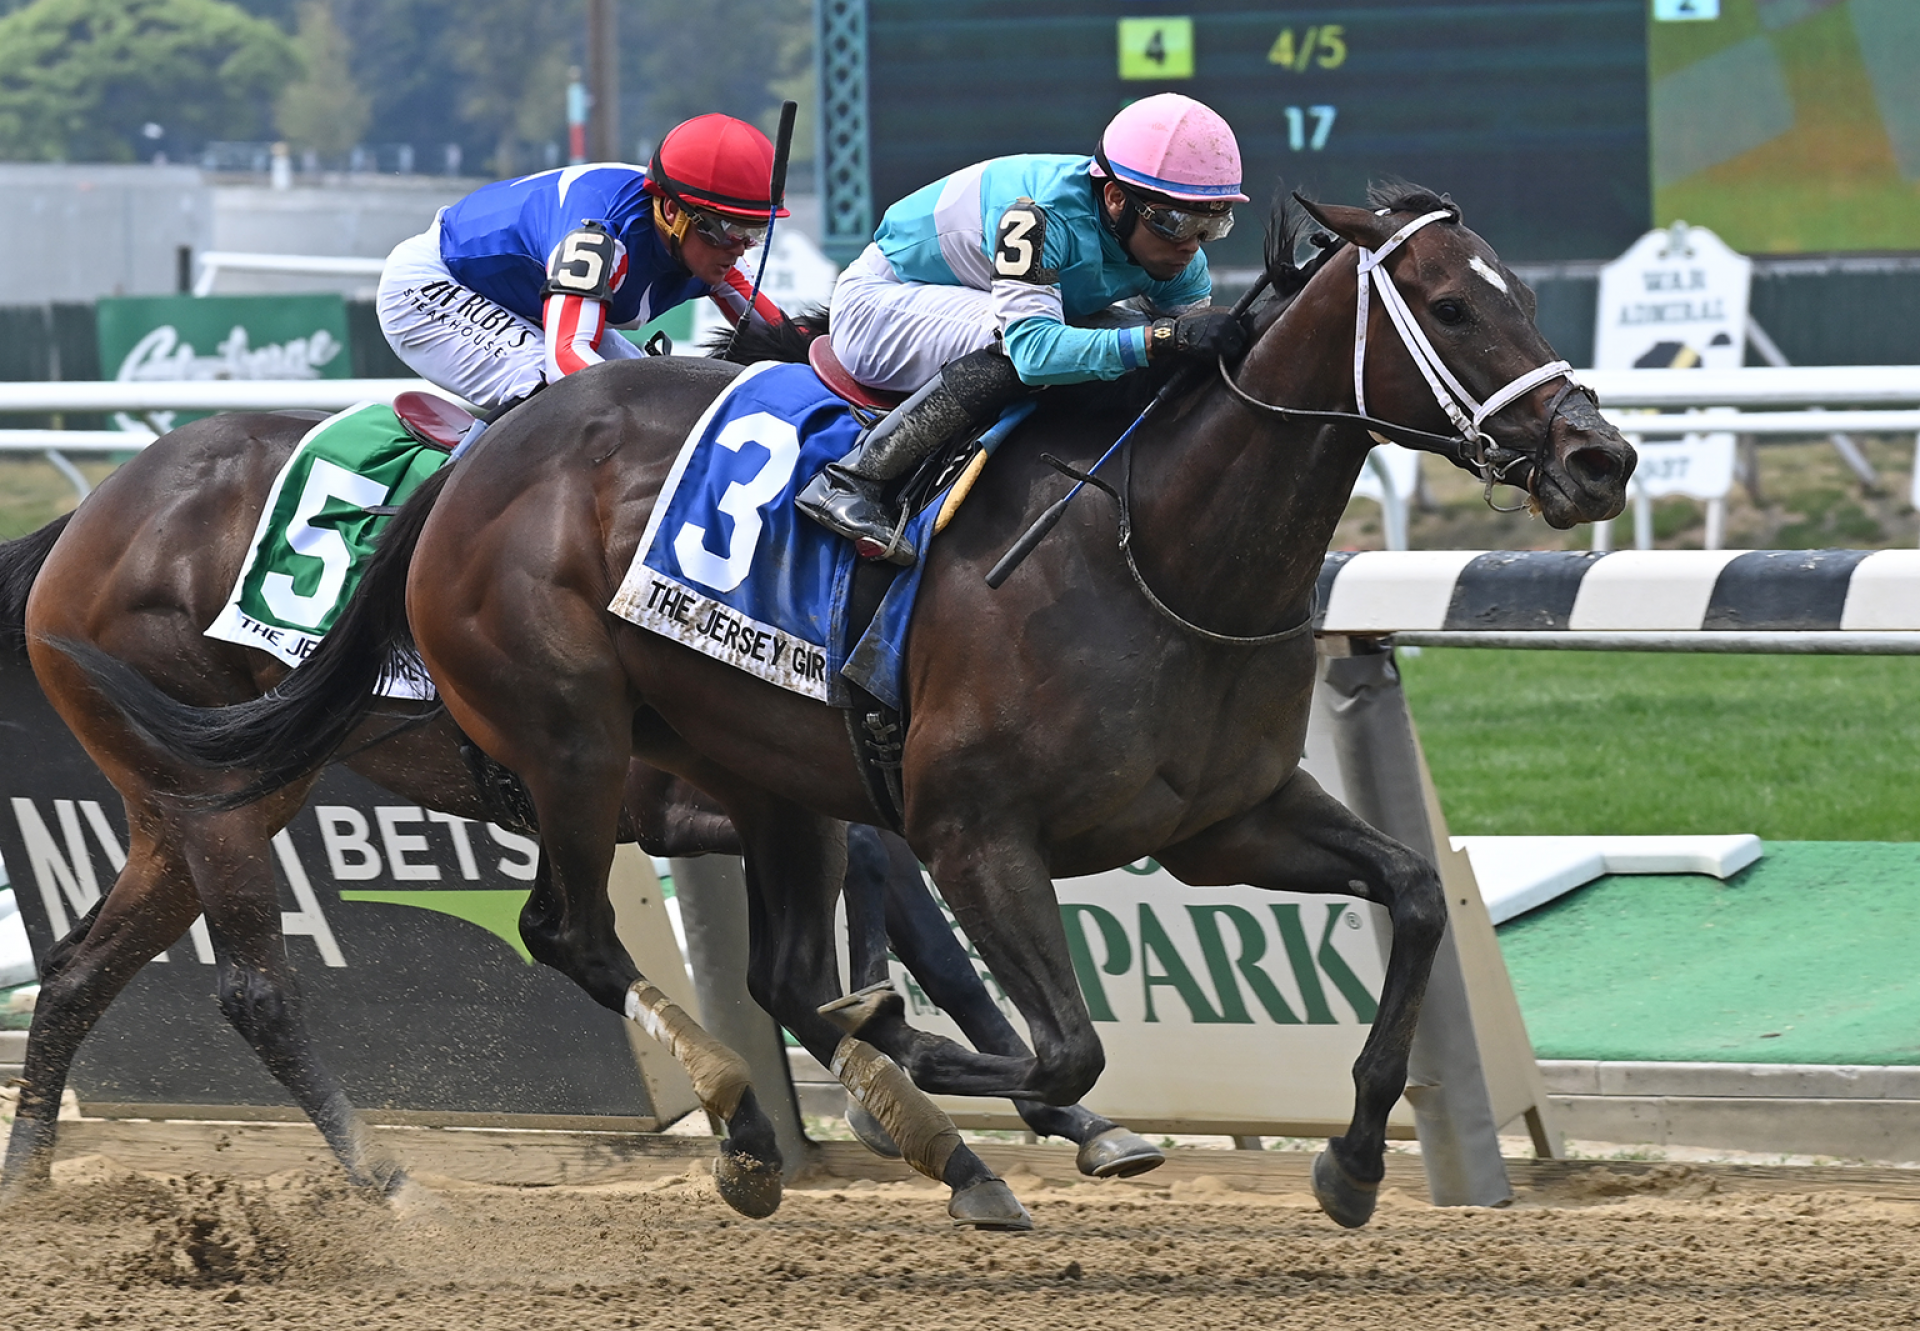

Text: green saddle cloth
xmin=205 ymin=401 xmax=449 ymax=688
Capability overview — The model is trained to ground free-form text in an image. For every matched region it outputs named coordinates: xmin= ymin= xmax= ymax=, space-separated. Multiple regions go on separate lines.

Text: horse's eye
xmin=1432 ymin=299 xmax=1467 ymax=326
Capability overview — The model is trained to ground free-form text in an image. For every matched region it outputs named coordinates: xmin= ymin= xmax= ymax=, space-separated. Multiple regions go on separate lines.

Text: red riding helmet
xmin=646 ymin=114 xmax=790 ymax=221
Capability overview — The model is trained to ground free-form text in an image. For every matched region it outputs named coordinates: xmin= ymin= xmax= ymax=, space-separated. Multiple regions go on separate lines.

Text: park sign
xmin=96 ymin=293 xmax=351 ymax=435
xmin=875 ymin=862 xmax=1418 ymax=1137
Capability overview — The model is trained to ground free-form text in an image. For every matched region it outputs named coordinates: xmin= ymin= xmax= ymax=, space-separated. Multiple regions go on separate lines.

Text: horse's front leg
xmin=1158 ymin=769 xmax=1447 ymax=1229
xmin=858 ymin=827 xmax=1163 ymax=1179
xmin=896 ymin=822 xmax=1105 ymax=1108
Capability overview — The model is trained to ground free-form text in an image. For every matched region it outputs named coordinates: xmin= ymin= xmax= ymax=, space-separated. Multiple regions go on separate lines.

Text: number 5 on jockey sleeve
xmin=543 ymin=221 xmax=627 ymax=384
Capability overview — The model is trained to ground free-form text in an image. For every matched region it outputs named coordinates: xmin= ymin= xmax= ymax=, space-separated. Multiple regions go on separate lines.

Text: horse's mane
xmin=707 ymin=303 xmax=830 ymax=365
xmin=1366 ymin=179 xmax=1461 ymax=224
xmin=1253 ymin=177 xmax=1464 ymax=323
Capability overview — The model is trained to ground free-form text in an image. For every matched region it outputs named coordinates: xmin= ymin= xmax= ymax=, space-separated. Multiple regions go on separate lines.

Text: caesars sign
xmin=96 ymin=293 xmax=353 ymax=434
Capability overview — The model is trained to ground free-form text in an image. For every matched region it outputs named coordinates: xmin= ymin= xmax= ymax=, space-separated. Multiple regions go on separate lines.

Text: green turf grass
xmin=1499 ymin=842 xmax=1920 ymax=1065
xmin=1396 ymin=648 xmax=1920 ymax=842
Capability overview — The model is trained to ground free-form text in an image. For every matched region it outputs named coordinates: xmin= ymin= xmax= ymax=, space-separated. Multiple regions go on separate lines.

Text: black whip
xmin=723 ymin=100 xmax=798 ymax=360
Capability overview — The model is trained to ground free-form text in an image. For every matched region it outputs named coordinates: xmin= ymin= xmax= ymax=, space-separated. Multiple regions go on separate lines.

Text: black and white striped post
xmin=1306 ymin=546 xmax=1920 ymax=1206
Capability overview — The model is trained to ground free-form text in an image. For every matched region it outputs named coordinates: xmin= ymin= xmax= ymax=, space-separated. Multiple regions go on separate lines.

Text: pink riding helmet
xmin=1091 ymin=93 xmax=1250 ymax=204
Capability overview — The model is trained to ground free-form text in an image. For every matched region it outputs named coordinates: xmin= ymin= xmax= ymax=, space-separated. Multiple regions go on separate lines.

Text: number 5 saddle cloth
xmin=205 ymin=400 xmax=451 ymax=698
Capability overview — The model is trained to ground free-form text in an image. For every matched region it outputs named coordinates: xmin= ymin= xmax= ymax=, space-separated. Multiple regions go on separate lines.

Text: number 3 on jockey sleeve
xmin=673 ymin=411 xmax=802 ymax=594
xmin=993 ymin=199 xmax=1056 ymax=284
xmin=545 ymin=221 xmax=617 ymax=299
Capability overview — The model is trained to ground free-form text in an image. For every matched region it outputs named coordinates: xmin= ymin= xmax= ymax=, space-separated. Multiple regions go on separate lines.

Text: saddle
xmin=807 ymin=337 xmax=908 ymax=412
xmin=392 ymin=390 xmax=477 ymax=452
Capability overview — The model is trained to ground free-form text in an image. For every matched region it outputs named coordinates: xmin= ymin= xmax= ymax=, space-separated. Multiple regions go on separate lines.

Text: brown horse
xmin=0 ymin=424 xmax=1152 ymax=1226
xmin=52 ymin=186 xmax=1634 ymax=1228
xmin=0 ymin=414 xmax=803 ymax=1216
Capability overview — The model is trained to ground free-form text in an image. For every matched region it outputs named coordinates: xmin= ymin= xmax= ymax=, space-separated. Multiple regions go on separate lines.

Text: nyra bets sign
xmin=1593 ymin=223 xmax=1750 ymax=371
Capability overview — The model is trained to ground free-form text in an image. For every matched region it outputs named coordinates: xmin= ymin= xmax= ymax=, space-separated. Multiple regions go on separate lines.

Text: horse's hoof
xmin=818 ymin=981 xmax=902 ymax=1038
xmin=1311 ymin=1147 xmax=1379 ymax=1229
xmin=1075 ymin=1126 xmax=1165 ymax=1179
xmin=846 ymin=1102 xmax=903 ymax=1159
xmin=947 ymin=1178 xmax=1032 ymax=1231
xmin=713 ymin=1150 xmax=783 ymax=1219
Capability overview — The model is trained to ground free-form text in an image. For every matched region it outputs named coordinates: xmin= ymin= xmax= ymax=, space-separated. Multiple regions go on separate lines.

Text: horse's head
xmin=1294 ymin=188 xmax=1635 ymax=528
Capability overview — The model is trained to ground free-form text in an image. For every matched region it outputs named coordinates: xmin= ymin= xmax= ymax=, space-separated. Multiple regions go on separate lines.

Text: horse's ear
xmin=1292 ymin=193 xmax=1396 ymax=251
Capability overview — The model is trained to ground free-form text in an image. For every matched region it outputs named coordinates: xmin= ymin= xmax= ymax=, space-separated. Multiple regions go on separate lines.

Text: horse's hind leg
xmin=183 ymin=795 xmax=404 ymax=1194
xmin=1157 ymin=769 xmax=1447 ymax=1230
xmin=732 ymin=802 xmax=1029 ymax=1229
xmin=2 ymin=819 xmax=203 ymax=1194
xmin=509 ymin=758 xmax=785 ymax=1219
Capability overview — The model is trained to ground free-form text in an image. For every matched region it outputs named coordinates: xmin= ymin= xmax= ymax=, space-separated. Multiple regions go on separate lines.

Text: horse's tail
xmin=0 ymin=513 xmax=74 ymax=662
xmin=51 ymin=466 xmax=453 ymax=804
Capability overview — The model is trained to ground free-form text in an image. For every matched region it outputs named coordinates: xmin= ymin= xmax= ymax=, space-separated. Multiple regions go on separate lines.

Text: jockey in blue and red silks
xmin=376 ymin=113 xmax=785 ymax=421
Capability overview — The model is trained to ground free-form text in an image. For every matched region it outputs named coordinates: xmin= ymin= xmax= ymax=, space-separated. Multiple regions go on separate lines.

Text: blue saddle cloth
xmin=608 ymin=361 xmax=941 ymax=710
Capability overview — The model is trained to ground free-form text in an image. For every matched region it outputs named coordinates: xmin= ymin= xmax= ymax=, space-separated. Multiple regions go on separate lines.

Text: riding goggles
xmin=1134 ymin=199 xmax=1235 ymax=244
xmin=688 ymin=207 xmax=769 ymax=249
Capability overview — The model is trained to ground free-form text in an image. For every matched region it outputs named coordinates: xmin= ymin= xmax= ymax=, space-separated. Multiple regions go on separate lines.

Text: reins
xmin=1119 ymin=443 xmax=1316 ymax=647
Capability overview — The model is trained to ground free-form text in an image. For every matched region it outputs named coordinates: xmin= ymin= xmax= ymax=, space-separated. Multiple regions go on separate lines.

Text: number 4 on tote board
xmin=1654 ymin=0 xmax=1719 ymax=18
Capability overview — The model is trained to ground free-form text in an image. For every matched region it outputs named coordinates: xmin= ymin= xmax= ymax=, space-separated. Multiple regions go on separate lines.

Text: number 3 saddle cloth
xmin=610 ymin=361 xmax=938 ymax=709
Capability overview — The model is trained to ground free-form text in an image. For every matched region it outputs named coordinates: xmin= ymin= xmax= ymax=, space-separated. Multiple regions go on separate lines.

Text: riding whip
xmin=985 ymin=275 xmax=1270 ymax=589
xmin=722 ymin=99 xmax=798 ymax=360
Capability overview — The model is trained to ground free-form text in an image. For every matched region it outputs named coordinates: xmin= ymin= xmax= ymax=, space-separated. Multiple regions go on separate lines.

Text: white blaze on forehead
xmin=1469 ymin=254 xmax=1509 ymax=294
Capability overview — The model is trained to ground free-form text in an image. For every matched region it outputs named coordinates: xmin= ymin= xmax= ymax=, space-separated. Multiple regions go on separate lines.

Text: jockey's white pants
xmin=376 ymin=213 xmax=641 ymax=411
xmin=829 ymin=244 xmax=999 ymax=394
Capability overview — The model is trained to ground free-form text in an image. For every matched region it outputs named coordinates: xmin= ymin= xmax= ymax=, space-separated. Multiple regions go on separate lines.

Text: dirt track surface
xmin=5 ymin=1154 xmax=1919 ymax=1330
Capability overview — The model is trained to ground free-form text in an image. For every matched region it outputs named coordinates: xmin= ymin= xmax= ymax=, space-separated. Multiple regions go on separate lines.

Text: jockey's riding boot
xmin=797 ymin=347 xmax=1024 ymax=565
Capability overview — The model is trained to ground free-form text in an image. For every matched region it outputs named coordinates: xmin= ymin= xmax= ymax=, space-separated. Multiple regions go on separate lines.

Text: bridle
xmin=1216 ymin=208 xmax=1593 ymax=511
xmin=1038 ymin=208 xmax=1598 ymax=647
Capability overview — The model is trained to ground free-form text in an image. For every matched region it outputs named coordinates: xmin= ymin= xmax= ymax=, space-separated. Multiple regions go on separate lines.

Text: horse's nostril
xmin=1567 ymin=445 xmax=1625 ymax=488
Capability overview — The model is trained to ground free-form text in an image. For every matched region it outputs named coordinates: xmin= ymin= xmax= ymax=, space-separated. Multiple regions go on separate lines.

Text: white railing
xmin=1580 ymin=365 xmax=1920 ymax=409
xmin=0 ymin=379 xmax=441 ymax=414
xmin=1338 ymin=366 xmax=1920 ymax=551
xmin=6 ymin=367 xmax=1919 ymax=516
xmin=193 ymin=251 xmax=387 ymax=297
xmin=0 ymin=379 xmax=446 ymax=501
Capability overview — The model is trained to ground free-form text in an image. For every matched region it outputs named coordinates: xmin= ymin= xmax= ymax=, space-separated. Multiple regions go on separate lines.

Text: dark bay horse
xmin=54 ymin=187 xmax=1634 ymax=1228
xmin=0 ymin=417 xmax=1129 ymax=1228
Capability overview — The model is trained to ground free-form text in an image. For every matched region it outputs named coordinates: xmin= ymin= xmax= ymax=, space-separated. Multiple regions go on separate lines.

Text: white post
xmin=1912 ymin=433 xmax=1920 ymax=547
xmin=1317 ymin=639 xmax=1517 ymax=1207
xmin=1633 ymin=487 xmax=1654 ymax=550
xmin=1704 ymin=496 xmax=1725 ymax=551
xmin=669 ymin=855 xmax=812 ymax=1175
xmin=1366 ymin=451 xmax=1410 ymax=552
